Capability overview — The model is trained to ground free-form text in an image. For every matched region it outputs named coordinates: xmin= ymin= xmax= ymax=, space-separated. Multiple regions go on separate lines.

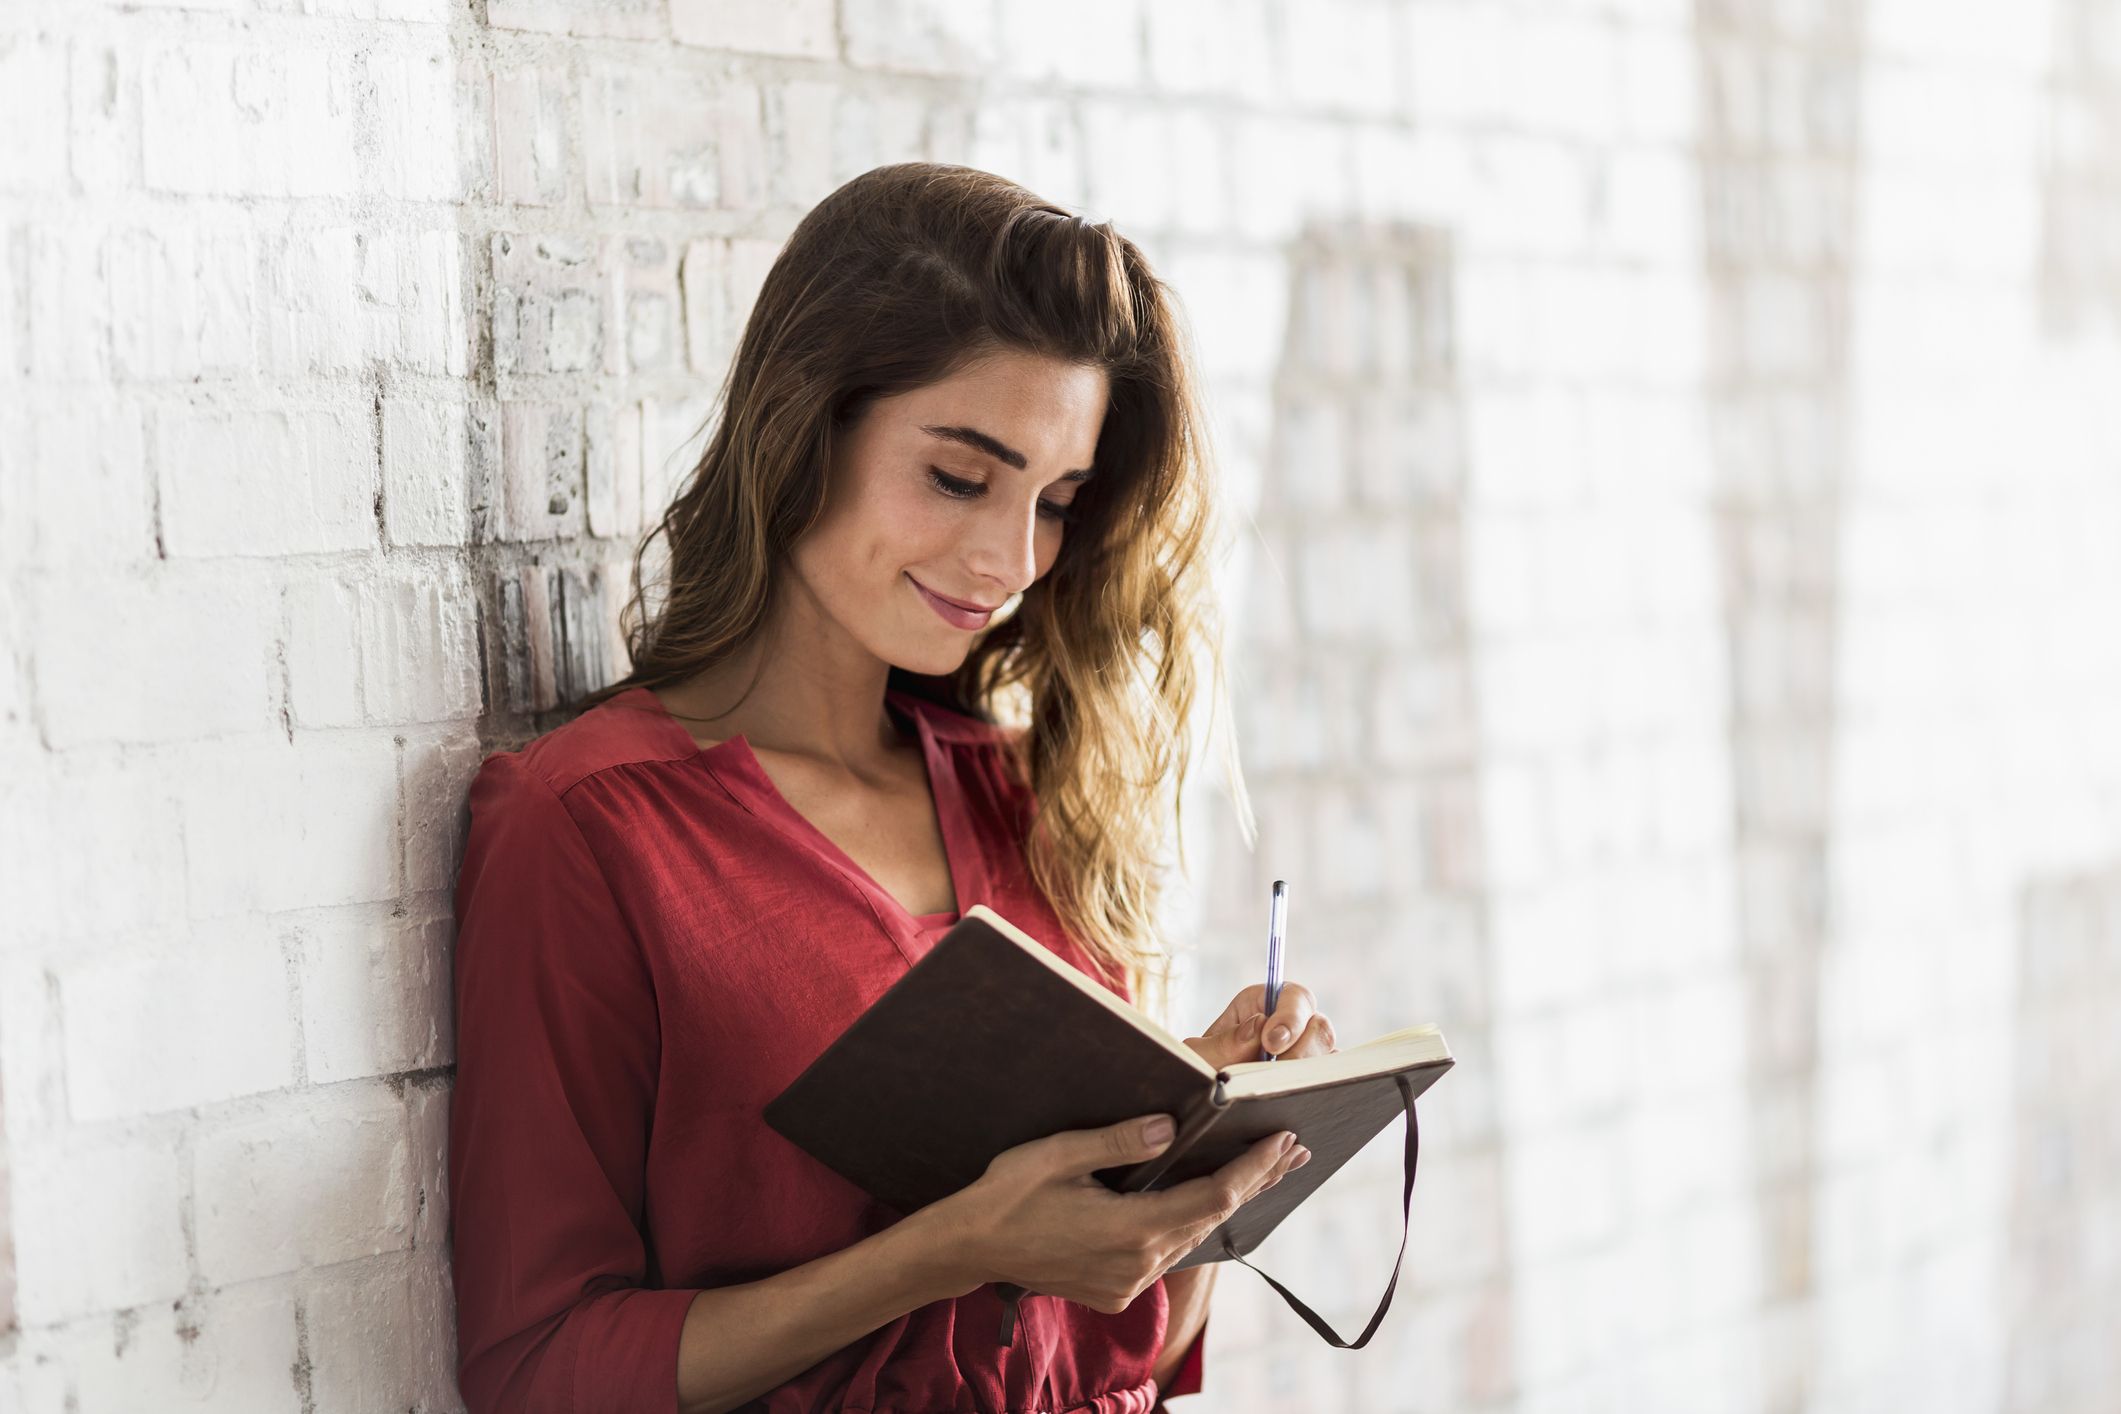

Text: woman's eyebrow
xmin=920 ymin=424 xmax=1027 ymax=469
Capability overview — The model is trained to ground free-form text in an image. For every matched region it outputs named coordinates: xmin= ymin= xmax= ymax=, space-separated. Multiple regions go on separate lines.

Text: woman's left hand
xmin=1182 ymin=982 xmax=1336 ymax=1070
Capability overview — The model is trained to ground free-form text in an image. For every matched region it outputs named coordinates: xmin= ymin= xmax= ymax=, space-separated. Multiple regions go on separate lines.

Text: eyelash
xmin=927 ymin=468 xmax=1077 ymax=525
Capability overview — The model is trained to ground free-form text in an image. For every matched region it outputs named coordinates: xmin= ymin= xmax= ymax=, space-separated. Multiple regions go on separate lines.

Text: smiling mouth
xmin=906 ymin=574 xmax=1000 ymax=631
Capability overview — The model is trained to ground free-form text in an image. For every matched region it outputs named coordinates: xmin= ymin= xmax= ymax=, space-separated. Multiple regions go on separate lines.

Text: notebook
xmin=764 ymin=905 xmax=1451 ymax=1287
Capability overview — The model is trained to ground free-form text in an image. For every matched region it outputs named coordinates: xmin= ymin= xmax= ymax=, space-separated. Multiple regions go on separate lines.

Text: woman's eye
xmin=927 ymin=468 xmax=984 ymax=500
xmin=1035 ymin=498 xmax=1076 ymax=525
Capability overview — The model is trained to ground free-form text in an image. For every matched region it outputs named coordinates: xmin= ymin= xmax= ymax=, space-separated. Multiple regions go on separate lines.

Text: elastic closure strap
xmin=994 ymin=1281 xmax=1025 ymax=1346
xmin=1220 ymin=1073 xmax=1422 ymax=1350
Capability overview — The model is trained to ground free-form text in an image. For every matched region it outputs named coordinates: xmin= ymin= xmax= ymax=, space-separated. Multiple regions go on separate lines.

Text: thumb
xmin=1042 ymin=1113 xmax=1177 ymax=1178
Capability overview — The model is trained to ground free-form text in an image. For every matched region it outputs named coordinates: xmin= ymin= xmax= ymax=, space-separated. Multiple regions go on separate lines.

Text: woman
xmin=449 ymin=164 xmax=1337 ymax=1414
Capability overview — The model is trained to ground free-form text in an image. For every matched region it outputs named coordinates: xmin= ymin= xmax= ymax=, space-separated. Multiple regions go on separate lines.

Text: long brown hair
xmin=595 ymin=163 xmax=1228 ymax=987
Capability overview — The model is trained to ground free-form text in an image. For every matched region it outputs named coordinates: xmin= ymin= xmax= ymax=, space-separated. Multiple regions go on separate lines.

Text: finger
xmin=1262 ymin=982 xmax=1317 ymax=1056
xmin=1181 ymin=1011 xmax=1265 ymax=1068
xmin=1206 ymin=985 xmax=1267 ymax=1037
xmin=1281 ymin=1013 xmax=1336 ymax=1060
xmin=1137 ymin=1132 xmax=1294 ymax=1229
xmin=1028 ymin=1113 xmax=1177 ymax=1179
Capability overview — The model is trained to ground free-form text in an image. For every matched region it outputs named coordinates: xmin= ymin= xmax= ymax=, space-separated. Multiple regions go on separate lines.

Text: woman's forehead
xmin=876 ymin=354 xmax=1107 ymax=472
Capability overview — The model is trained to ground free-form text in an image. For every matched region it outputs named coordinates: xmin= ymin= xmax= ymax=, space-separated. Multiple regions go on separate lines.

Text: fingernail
xmin=1143 ymin=1115 xmax=1176 ymax=1147
xmin=1290 ymin=1147 xmax=1312 ymax=1170
xmin=1278 ymin=1133 xmax=1296 ymax=1155
xmin=1268 ymin=1026 xmax=1290 ymax=1050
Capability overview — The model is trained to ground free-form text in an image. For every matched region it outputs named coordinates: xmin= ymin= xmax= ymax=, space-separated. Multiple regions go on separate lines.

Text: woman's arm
xmin=1152 ymin=1265 xmax=1216 ymax=1392
xmin=675 ymin=1114 xmax=1305 ymax=1414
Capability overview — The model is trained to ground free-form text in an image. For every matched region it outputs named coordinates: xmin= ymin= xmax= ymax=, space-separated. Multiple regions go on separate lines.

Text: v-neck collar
xmin=640 ymin=687 xmax=986 ymax=965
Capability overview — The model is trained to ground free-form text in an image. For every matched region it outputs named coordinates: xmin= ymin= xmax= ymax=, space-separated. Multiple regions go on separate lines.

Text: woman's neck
xmin=654 ymin=583 xmax=904 ymax=771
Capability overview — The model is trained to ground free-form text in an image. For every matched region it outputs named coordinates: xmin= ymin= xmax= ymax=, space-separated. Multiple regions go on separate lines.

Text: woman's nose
xmin=962 ymin=496 xmax=1041 ymax=594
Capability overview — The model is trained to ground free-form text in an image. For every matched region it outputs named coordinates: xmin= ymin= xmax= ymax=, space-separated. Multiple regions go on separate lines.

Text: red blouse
xmin=449 ymin=688 xmax=1203 ymax=1413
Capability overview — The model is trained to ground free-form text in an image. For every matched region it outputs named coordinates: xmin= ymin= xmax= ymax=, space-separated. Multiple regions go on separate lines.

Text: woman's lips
xmin=907 ymin=574 xmax=998 ymax=631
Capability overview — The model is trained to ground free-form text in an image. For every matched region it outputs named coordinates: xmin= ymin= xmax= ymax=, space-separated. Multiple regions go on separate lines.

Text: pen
xmin=1261 ymin=879 xmax=1288 ymax=1062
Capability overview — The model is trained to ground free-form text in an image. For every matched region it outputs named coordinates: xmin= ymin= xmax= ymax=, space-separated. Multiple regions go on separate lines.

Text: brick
xmin=65 ymin=1278 xmax=301 ymax=1413
xmin=497 ymin=563 xmax=614 ymax=708
xmin=584 ymin=67 xmax=766 ymax=209
xmin=261 ymin=226 xmax=364 ymax=374
xmin=0 ymin=36 xmax=70 ymax=193
xmin=601 ymin=555 xmax=637 ymax=683
xmin=10 ymin=1128 xmax=188 ymax=1324
xmin=301 ymin=1253 xmax=457 ymax=1412
xmin=1156 ymin=248 xmax=1282 ymax=382
xmin=359 ymin=565 xmax=483 ymax=723
xmin=0 ymin=224 xmax=20 ymax=382
xmin=368 ymin=43 xmax=463 ymax=200
xmin=968 ymin=100 xmax=1085 ymax=207
xmin=499 ymin=401 xmax=587 ymax=541
xmin=194 ymin=1087 xmax=417 ymax=1285
xmin=0 ymin=761 xmax=189 ymax=941
xmin=488 ymin=0 xmax=665 ymax=38
xmin=142 ymin=44 xmax=358 ymax=198
xmin=1144 ymin=0 xmax=1274 ymax=101
xmin=641 ymin=393 xmax=718 ymax=506
xmin=673 ymin=0 xmax=838 ymax=58
xmin=262 ymin=226 xmax=466 ymax=377
xmin=296 ymin=913 xmax=453 ymax=1085
xmin=997 ymin=0 xmax=1144 ymax=87
xmin=493 ymin=231 xmax=616 ymax=379
xmin=388 ymin=229 xmax=472 ymax=375
xmin=33 ymin=571 xmax=274 ymax=748
xmin=827 ymin=90 xmax=931 ymax=183
xmin=844 ymin=0 xmax=997 ymax=75
xmin=308 ymin=0 xmax=459 ymax=17
xmin=157 ymin=405 xmax=378 ymax=558
xmin=497 ymin=567 xmax=559 ymax=712
xmin=767 ymin=81 xmax=840 ymax=207
xmin=1284 ymin=0 xmax=1400 ymax=115
xmin=383 ymin=397 xmax=472 ymax=547
xmin=586 ymin=399 xmax=646 ymax=539
xmin=402 ymin=724 xmax=482 ymax=894
xmin=68 ymin=39 xmax=142 ymax=195
xmin=107 ymin=224 xmax=257 ymax=381
xmin=1080 ymin=103 xmax=1175 ymax=230
xmin=61 ymin=928 xmax=297 ymax=1121
xmin=25 ymin=222 xmax=112 ymax=381
xmin=553 ymin=565 xmax=615 ymax=701
xmin=682 ymin=236 xmax=779 ymax=380
xmin=617 ymin=235 xmax=683 ymax=373
xmin=14 ymin=398 xmax=154 ymax=568
xmin=182 ymin=733 xmax=402 ymax=917
xmin=285 ymin=577 xmax=364 ymax=730
xmin=494 ymin=66 xmax=569 ymax=207
xmin=455 ymin=60 xmax=497 ymax=200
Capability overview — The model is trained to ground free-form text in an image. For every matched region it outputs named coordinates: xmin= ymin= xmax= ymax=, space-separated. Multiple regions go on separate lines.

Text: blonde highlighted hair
xmin=594 ymin=163 xmax=1232 ymax=988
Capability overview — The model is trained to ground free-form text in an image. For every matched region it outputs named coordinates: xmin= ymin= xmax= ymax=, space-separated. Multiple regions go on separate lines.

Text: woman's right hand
xmin=915 ymin=1115 xmax=1311 ymax=1313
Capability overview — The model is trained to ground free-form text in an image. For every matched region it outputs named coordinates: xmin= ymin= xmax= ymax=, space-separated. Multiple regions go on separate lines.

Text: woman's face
xmin=789 ymin=349 xmax=1109 ymax=676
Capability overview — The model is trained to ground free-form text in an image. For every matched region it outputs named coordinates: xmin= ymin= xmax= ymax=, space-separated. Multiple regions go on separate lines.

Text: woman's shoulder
xmin=475 ymin=686 xmax=701 ymax=806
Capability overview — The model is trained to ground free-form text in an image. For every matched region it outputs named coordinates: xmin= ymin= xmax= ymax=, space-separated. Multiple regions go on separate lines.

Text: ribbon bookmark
xmin=1220 ymin=1072 xmax=1422 ymax=1350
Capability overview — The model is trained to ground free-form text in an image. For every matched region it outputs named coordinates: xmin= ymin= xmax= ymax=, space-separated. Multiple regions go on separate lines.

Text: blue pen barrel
xmin=1262 ymin=879 xmax=1288 ymax=1061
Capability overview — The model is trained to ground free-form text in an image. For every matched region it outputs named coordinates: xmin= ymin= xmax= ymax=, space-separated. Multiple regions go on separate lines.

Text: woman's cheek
xmin=1032 ymin=522 xmax=1065 ymax=579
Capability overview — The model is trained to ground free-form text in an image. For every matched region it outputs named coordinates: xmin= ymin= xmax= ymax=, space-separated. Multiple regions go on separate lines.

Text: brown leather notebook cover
xmin=764 ymin=905 xmax=1452 ymax=1266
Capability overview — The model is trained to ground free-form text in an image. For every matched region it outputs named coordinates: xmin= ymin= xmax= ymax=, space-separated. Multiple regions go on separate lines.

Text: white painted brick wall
xmin=5 ymin=1 xmax=2120 ymax=1411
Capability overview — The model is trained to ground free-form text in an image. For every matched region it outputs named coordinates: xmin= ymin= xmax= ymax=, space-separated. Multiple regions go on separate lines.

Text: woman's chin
xmin=880 ymin=632 xmax=976 ymax=680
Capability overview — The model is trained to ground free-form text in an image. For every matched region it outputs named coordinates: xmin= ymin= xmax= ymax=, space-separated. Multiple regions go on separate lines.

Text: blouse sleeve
xmin=449 ymin=753 xmax=698 ymax=1414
